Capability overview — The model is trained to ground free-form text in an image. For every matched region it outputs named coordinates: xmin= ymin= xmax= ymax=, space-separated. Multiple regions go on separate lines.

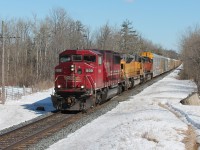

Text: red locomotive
xmin=51 ymin=49 xmax=122 ymax=111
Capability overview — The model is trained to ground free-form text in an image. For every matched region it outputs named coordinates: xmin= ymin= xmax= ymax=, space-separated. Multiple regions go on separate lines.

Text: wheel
xmin=56 ymin=101 xmax=62 ymax=110
xmin=118 ymin=85 xmax=123 ymax=94
xmin=122 ymin=82 xmax=126 ymax=91
xmin=96 ymin=92 xmax=102 ymax=105
xmin=140 ymin=75 xmax=144 ymax=84
xmin=101 ymin=88 xmax=108 ymax=103
xmin=151 ymin=73 xmax=153 ymax=79
xmin=130 ymin=79 xmax=134 ymax=88
xmin=79 ymin=99 xmax=86 ymax=111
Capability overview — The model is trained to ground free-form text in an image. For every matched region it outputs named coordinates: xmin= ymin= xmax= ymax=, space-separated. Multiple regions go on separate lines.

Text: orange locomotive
xmin=140 ymin=52 xmax=153 ymax=81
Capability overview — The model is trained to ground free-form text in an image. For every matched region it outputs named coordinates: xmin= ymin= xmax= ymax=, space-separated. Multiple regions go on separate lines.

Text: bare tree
xmin=180 ymin=25 xmax=200 ymax=94
xmin=94 ymin=22 xmax=113 ymax=49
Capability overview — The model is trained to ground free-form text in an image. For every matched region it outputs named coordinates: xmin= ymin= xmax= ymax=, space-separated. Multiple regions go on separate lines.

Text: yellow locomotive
xmin=121 ymin=54 xmax=144 ymax=89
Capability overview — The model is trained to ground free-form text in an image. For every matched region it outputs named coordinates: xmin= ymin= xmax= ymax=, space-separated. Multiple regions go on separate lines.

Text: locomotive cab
xmin=52 ymin=49 xmax=103 ymax=110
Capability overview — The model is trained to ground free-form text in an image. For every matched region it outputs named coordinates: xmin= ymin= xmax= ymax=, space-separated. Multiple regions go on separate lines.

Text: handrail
xmin=85 ymin=75 xmax=94 ymax=95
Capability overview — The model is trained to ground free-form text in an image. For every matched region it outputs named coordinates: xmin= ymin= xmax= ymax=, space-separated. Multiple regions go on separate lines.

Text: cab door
xmin=96 ymin=55 xmax=104 ymax=88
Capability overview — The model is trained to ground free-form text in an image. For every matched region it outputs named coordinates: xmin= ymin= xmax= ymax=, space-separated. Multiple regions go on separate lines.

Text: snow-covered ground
xmin=0 ymin=67 xmax=200 ymax=150
xmin=0 ymin=89 xmax=55 ymax=130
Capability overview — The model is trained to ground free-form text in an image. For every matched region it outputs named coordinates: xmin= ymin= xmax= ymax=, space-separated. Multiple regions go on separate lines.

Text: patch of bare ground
xmin=141 ymin=132 xmax=158 ymax=143
xmin=158 ymin=103 xmax=198 ymax=150
xmin=180 ymin=92 xmax=200 ymax=106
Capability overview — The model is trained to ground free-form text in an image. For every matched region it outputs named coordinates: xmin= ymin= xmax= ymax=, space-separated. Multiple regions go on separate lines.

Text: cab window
xmin=72 ymin=55 xmax=82 ymax=61
xmin=60 ymin=55 xmax=71 ymax=63
xmin=114 ymin=55 xmax=121 ymax=64
xmin=84 ymin=55 xmax=96 ymax=62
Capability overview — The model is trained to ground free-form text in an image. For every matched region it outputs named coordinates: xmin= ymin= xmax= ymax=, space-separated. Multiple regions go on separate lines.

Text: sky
xmin=1 ymin=67 xmax=200 ymax=149
xmin=0 ymin=0 xmax=200 ymax=52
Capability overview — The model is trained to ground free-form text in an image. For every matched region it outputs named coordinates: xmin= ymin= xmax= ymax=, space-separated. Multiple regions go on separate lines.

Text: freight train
xmin=51 ymin=49 xmax=181 ymax=111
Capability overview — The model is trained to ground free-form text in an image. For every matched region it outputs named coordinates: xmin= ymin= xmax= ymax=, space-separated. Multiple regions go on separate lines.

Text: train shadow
xmin=21 ymin=96 xmax=80 ymax=115
xmin=21 ymin=96 xmax=55 ymax=115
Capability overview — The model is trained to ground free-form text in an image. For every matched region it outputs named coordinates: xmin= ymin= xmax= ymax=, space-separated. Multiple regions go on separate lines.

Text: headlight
xmin=71 ymin=65 xmax=75 ymax=71
xmin=57 ymin=85 xmax=61 ymax=88
xmin=81 ymin=85 xmax=85 ymax=89
xmin=55 ymin=69 xmax=62 ymax=73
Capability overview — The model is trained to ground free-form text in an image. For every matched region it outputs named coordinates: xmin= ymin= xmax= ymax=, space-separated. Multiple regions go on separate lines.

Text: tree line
xmin=0 ymin=7 xmax=179 ymax=91
xmin=180 ymin=25 xmax=200 ymax=94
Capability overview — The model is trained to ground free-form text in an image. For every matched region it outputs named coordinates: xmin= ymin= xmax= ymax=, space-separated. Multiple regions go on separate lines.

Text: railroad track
xmin=0 ymin=104 xmax=111 ymax=150
xmin=0 ymin=111 xmax=79 ymax=149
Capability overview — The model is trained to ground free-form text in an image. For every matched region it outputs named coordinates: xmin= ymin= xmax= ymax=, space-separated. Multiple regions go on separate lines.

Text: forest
xmin=0 ymin=7 xmax=181 ymax=92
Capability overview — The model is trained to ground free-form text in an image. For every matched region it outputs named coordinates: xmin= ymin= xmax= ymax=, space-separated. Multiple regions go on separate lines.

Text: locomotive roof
xmin=60 ymin=49 xmax=102 ymax=56
xmin=60 ymin=49 xmax=121 ymax=56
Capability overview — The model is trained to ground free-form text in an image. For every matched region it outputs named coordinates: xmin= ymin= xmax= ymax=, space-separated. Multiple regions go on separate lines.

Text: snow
xmin=0 ymin=89 xmax=55 ymax=130
xmin=1 ymin=66 xmax=200 ymax=150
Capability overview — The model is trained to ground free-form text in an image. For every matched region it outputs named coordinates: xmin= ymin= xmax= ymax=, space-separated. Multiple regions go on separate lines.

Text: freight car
xmin=51 ymin=49 xmax=181 ymax=111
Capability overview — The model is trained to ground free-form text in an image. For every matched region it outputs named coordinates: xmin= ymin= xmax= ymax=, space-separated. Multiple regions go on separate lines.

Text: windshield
xmin=72 ymin=55 xmax=82 ymax=61
xmin=84 ymin=55 xmax=96 ymax=62
xmin=60 ymin=55 xmax=83 ymax=62
xmin=60 ymin=55 xmax=71 ymax=63
xmin=60 ymin=54 xmax=96 ymax=63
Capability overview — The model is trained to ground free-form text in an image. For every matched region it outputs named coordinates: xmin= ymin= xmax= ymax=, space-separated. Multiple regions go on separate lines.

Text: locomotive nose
xmin=63 ymin=63 xmax=85 ymax=89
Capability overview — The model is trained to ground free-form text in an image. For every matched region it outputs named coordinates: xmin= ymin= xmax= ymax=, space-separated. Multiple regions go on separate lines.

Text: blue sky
xmin=0 ymin=0 xmax=200 ymax=52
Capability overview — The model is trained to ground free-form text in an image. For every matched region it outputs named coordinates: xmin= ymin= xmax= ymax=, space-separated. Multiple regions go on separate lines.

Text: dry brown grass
xmin=158 ymin=103 xmax=182 ymax=118
xmin=182 ymin=125 xmax=198 ymax=150
xmin=141 ymin=132 xmax=158 ymax=143
xmin=32 ymin=81 xmax=54 ymax=92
